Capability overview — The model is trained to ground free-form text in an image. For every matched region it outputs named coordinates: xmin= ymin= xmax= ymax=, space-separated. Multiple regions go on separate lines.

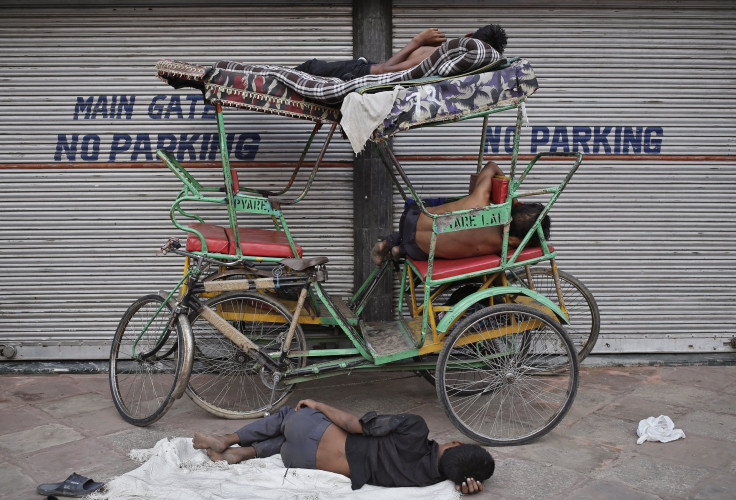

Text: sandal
xmin=37 ymin=472 xmax=103 ymax=498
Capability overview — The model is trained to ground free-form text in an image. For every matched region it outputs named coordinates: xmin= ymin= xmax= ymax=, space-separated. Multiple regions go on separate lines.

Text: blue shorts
xmin=385 ymin=203 xmax=430 ymax=260
xmin=235 ymin=406 xmax=332 ymax=469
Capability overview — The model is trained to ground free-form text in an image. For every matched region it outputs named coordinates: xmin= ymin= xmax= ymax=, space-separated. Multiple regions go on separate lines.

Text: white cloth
xmin=340 ymin=87 xmax=406 ymax=154
xmin=636 ymin=415 xmax=686 ymax=445
xmin=89 ymin=437 xmax=461 ymax=500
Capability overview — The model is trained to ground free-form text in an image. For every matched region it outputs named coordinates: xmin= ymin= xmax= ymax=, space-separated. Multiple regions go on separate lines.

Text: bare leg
xmin=193 ymin=432 xmax=240 ymax=453
xmin=370 ymin=240 xmax=389 ymax=266
xmin=206 ymin=445 xmax=257 ymax=465
xmin=371 ymin=239 xmax=404 ymax=266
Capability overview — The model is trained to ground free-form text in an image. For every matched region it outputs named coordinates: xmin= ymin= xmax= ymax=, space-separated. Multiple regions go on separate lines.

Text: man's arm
xmin=296 ymin=399 xmax=363 ymax=434
xmin=373 ymin=28 xmax=446 ymax=74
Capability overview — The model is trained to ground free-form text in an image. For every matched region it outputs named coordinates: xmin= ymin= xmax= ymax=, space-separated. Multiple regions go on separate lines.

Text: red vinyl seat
xmin=185 ymin=222 xmax=302 ymax=257
xmin=185 ymin=223 xmax=231 ymax=254
xmin=225 ymin=227 xmax=302 ymax=257
xmin=409 ymin=245 xmax=554 ymax=281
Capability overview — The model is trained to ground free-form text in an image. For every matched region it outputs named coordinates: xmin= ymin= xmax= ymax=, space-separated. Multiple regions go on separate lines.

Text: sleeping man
xmin=371 ymin=161 xmax=551 ymax=264
xmin=193 ymin=398 xmax=494 ymax=494
xmin=294 ymin=24 xmax=507 ymax=81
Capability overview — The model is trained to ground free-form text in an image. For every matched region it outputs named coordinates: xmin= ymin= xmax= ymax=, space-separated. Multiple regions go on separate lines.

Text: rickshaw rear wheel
xmin=418 ymin=284 xmax=515 ymax=386
xmin=109 ymin=294 xmax=186 ymax=426
xmin=186 ymin=291 xmax=306 ymax=419
xmin=436 ymin=303 xmax=579 ymax=446
xmin=508 ymin=268 xmax=600 ymax=361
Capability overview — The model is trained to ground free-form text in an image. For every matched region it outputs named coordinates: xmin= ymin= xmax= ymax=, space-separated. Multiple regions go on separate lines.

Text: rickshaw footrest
xmin=363 ymin=321 xmax=417 ymax=362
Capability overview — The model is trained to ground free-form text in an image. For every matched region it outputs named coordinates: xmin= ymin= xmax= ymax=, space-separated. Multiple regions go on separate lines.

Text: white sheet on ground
xmin=89 ymin=437 xmax=461 ymax=500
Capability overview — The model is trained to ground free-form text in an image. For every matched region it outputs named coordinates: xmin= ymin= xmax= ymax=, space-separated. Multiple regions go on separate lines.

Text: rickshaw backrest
xmin=230 ymin=167 xmax=239 ymax=195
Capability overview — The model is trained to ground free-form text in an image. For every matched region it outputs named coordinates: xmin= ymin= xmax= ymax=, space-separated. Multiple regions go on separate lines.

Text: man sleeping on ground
xmin=371 ymin=161 xmax=551 ymax=264
xmin=193 ymin=398 xmax=494 ymax=494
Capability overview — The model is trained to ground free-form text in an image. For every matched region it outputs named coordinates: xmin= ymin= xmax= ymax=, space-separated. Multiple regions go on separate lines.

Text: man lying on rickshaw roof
xmin=372 ymin=162 xmax=551 ymax=264
xmin=295 ymin=24 xmax=507 ymax=81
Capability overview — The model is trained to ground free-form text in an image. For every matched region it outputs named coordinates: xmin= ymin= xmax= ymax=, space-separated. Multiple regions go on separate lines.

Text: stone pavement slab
xmin=589 ymin=451 xmax=712 ymax=498
xmin=0 ymin=423 xmax=84 ymax=455
xmin=0 ymin=461 xmax=37 ymax=499
xmin=35 ymin=392 xmax=113 ymax=419
xmin=0 ymin=364 xmax=734 ymax=500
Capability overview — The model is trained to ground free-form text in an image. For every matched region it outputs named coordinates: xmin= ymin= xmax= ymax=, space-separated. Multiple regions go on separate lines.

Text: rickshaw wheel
xmin=436 ymin=303 xmax=579 ymax=446
xmin=186 ymin=291 xmax=306 ymax=419
xmin=508 ymin=268 xmax=600 ymax=361
xmin=418 ymin=282 xmax=514 ymax=386
xmin=109 ymin=294 xmax=187 ymax=426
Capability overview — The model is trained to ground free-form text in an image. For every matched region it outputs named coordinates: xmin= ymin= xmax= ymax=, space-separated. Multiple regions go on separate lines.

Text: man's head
xmin=510 ymin=202 xmax=551 ymax=247
xmin=469 ymin=24 xmax=508 ymax=55
xmin=439 ymin=442 xmax=495 ymax=486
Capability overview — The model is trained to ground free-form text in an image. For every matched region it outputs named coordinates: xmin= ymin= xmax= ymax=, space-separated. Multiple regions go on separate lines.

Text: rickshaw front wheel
xmin=109 ymin=294 xmax=187 ymax=426
xmin=436 ymin=303 xmax=579 ymax=446
xmin=508 ymin=268 xmax=600 ymax=361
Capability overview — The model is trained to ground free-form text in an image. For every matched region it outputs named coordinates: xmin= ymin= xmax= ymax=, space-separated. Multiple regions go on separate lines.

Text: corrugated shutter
xmin=0 ymin=1 xmax=354 ymax=359
xmin=2 ymin=0 xmax=734 ymax=359
xmin=391 ymin=0 xmax=736 ymax=353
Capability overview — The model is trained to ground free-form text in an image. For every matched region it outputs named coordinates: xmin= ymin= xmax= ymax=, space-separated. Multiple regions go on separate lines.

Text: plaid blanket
xmin=207 ymin=37 xmax=499 ymax=105
xmin=157 ymin=60 xmax=342 ymax=123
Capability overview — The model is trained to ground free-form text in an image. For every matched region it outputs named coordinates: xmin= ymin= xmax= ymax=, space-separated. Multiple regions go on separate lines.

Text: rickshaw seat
xmin=185 ymin=222 xmax=302 ymax=257
xmin=225 ymin=226 xmax=302 ymax=257
xmin=409 ymin=245 xmax=555 ymax=281
xmin=185 ymin=223 xmax=230 ymax=254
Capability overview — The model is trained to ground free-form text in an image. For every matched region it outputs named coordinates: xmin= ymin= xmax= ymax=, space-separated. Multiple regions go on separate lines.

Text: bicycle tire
xmin=418 ymin=281 xmax=507 ymax=387
xmin=109 ymin=294 xmax=186 ymax=426
xmin=436 ymin=303 xmax=579 ymax=446
xmin=509 ymin=268 xmax=600 ymax=361
xmin=186 ymin=291 xmax=307 ymax=419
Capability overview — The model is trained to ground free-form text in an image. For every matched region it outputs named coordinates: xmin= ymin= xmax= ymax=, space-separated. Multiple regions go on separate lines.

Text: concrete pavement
xmin=1 ymin=361 xmax=734 ymax=499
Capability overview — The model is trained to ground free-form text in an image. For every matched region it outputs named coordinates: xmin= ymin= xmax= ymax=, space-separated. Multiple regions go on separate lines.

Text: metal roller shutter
xmin=2 ymin=0 xmax=734 ymax=360
xmin=391 ymin=0 xmax=736 ymax=353
xmin=0 ymin=1 xmax=354 ymax=359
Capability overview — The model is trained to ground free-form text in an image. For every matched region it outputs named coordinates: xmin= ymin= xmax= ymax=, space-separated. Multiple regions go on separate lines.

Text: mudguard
xmin=436 ymin=286 xmax=569 ymax=334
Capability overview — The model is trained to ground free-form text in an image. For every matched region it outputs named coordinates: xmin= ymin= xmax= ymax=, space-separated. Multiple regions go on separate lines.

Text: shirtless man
xmin=294 ymin=24 xmax=507 ymax=80
xmin=193 ymin=399 xmax=493 ymax=494
xmin=372 ymin=161 xmax=551 ymax=264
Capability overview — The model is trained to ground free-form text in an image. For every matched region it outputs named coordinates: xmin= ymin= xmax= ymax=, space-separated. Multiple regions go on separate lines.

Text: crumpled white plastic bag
xmin=636 ymin=415 xmax=686 ymax=444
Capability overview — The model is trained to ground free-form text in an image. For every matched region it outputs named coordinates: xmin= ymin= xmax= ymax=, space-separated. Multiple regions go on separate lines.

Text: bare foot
xmin=207 ymin=446 xmax=257 ymax=465
xmin=193 ymin=432 xmax=232 ymax=453
xmin=371 ymin=240 xmax=389 ymax=266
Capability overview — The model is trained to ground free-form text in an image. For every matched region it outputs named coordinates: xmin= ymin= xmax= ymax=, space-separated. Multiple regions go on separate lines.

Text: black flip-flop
xmin=37 ymin=472 xmax=103 ymax=497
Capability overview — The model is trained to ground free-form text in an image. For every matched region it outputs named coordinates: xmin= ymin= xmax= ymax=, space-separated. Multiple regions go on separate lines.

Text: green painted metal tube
xmin=435 ymin=286 xmax=569 ymax=334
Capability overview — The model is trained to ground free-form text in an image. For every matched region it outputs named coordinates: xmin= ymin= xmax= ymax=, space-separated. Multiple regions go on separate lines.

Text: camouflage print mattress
xmin=371 ymin=58 xmax=538 ymax=140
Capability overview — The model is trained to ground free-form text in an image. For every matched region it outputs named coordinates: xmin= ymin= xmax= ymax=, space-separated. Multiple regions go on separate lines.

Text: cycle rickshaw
xmin=109 ymin=51 xmax=597 ymax=447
